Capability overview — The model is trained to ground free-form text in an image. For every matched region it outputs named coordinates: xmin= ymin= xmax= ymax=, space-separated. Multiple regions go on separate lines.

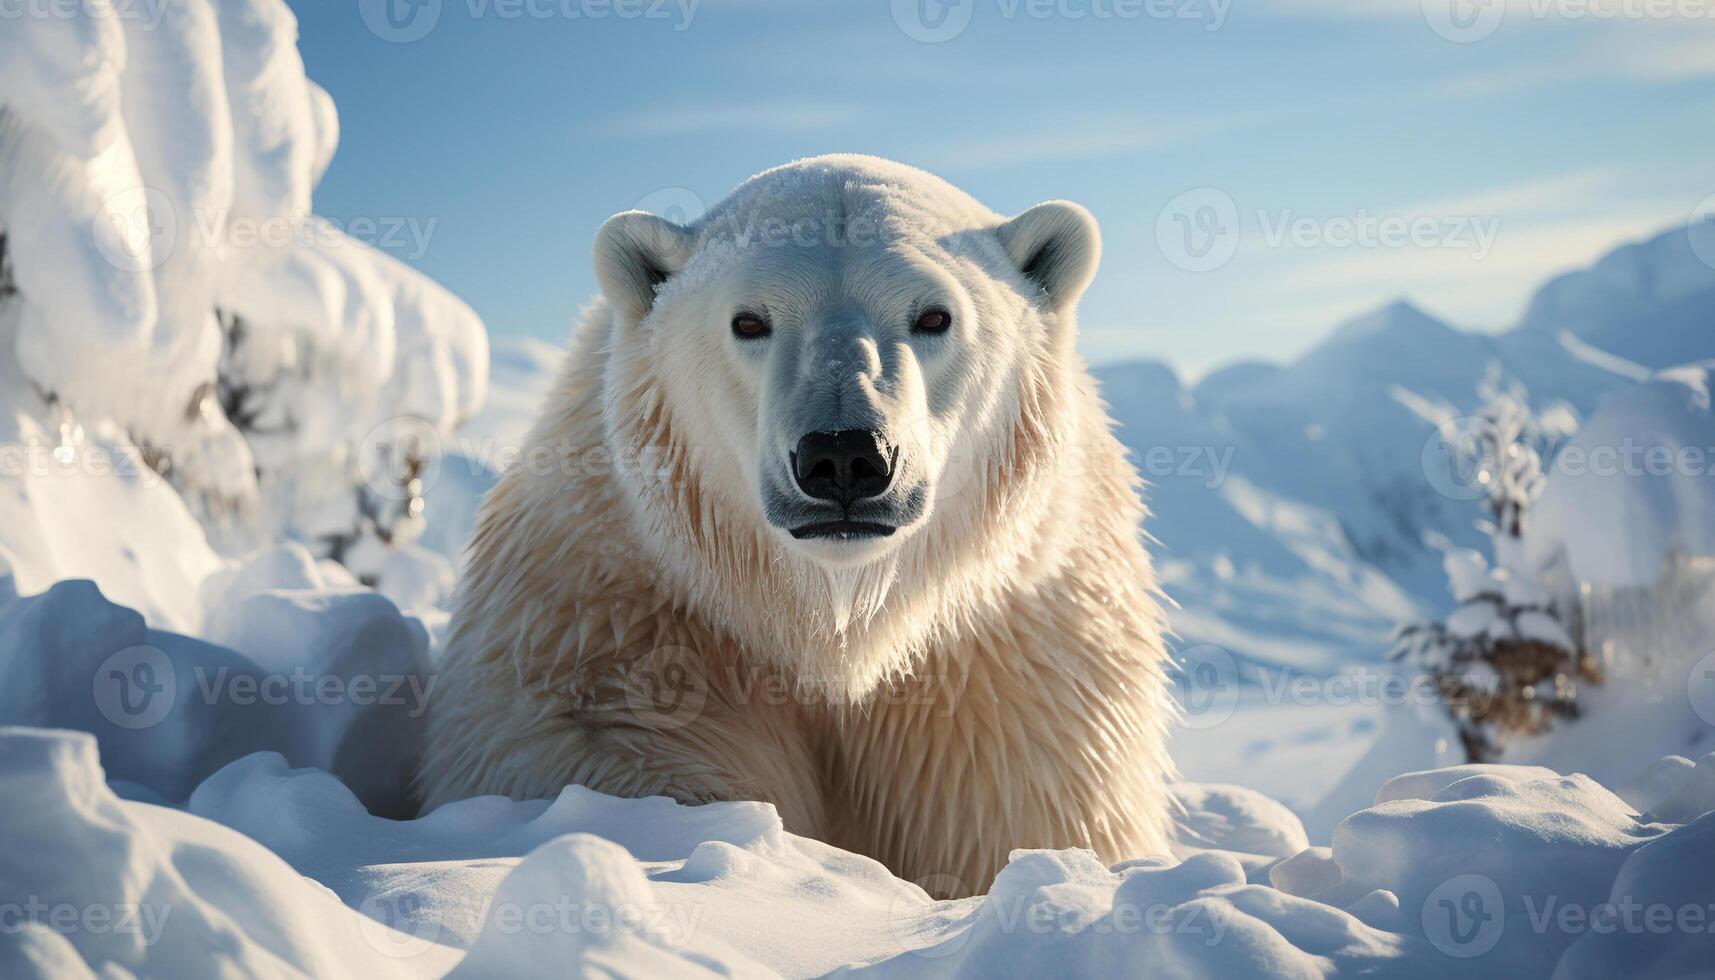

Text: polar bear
xmin=417 ymin=155 xmax=1175 ymax=895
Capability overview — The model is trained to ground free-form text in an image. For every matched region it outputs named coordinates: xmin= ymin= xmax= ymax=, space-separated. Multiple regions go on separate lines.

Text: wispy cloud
xmin=1403 ymin=168 xmax=1620 ymax=218
xmin=1263 ymin=0 xmax=1715 ymax=22
xmin=1616 ymin=33 xmax=1715 ymax=79
xmin=924 ymin=112 xmax=1244 ymax=170
xmin=1155 ymin=169 xmax=1699 ymax=355
xmin=925 ymin=127 xmax=1178 ymax=170
xmin=600 ymin=101 xmax=867 ymax=138
xmin=1429 ymin=29 xmax=1715 ymax=97
xmin=1250 ymin=209 xmax=1690 ymax=332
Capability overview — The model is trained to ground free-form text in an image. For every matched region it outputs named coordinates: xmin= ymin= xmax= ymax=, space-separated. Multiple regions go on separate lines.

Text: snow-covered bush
xmin=211 ymin=223 xmax=486 ymax=584
xmin=1393 ymin=547 xmax=1601 ymax=762
xmin=0 ymin=0 xmax=485 ymax=590
xmin=1393 ymin=367 xmax=1596 ymax=762
xmin=1505 ymin=364 xmax=1715 ymax=786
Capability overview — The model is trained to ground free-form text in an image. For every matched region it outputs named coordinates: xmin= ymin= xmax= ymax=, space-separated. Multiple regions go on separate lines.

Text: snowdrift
xmin=6 ymin=696 xmax=1715 ymax=976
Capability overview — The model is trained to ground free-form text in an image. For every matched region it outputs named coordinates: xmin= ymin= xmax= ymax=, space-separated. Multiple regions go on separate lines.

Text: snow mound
xmin=0 ymin=543 xmax=431 ymax=815
xmin=5 ymin=664 xmax=1715 ymax=978
xmin=9 ymin=718 xmax=1714 ymax=977
xmin=0 ymin=728 xmax=457 ymax=979
xmin=1172 ymin=783 xmax=1310 ymax=860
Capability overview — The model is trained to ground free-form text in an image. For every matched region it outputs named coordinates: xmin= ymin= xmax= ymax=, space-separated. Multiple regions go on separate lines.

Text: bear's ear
xmin=994 ymin=201 xmax=1101 ymax=312
xmin=593 ymin=210 xmax=695 ymax=321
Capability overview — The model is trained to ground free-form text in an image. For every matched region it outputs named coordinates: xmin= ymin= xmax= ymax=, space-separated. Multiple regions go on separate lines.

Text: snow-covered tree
xmin=0 ymin=0 xmax=485 ymax=598
xmin=1393 ymin=366 xmax=1598 ymax=762
xmin=0 ymin=232 xmax=14 ymax=298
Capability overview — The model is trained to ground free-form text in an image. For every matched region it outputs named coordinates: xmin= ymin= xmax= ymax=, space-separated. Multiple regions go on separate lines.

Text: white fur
xmin=417 ymin=156 xmax=1176 ymax=896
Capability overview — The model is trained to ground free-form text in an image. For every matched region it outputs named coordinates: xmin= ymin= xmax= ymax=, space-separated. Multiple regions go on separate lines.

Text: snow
xmin=5 ymin=302 xmax=1712 ymax=976
xmin=1527 ymin=363 xmax=1715 ymax=588
xmin=1519 ymin=226 xmax=1715 ymax=371
xmin=0 ymin=379 xmax=222 ymax=633
xmin=4 ymin=2 xmax=1715 ymax=974
xmin=7 ymin=712 xmax=1714 ymax=977
xmin=0 ymin=0 xmax=487 ymax=588
xmin=1092 ymin=237 xmax=1713 ymax=814
xmin=415 ymin=333 xmax=563 ymax=569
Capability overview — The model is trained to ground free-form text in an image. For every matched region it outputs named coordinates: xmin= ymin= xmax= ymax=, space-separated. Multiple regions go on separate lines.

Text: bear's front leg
xmin=822 ymin=579 xmax=1176 ymax=897
xmin=417 ymin=620 xmax=827 ymax=836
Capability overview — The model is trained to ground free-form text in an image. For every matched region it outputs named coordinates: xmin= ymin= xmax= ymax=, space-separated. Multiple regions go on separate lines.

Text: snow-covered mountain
xmin=1519 ymin=222 xmax=1715 ymax=370
xmin=1089 ymin=225 xmax=1714 ymax=671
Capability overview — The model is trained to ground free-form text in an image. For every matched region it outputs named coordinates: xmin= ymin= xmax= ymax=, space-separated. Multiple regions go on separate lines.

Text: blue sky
xmin=291 ymin=0 xmax=1715 ymax=377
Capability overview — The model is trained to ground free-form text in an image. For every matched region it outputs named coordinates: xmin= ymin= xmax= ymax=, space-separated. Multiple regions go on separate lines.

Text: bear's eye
xmin=913 ymin=308 xmax=952 ymax=334
xmin=731 ymin=313 xmax=771 ymax=340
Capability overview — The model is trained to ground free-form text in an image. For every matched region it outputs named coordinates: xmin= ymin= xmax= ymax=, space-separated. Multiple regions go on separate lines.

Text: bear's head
xmin=591 ymin=155 xmax=1116 ymax=698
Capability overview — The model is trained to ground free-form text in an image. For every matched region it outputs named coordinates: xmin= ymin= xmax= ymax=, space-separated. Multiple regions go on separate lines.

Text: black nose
xmin=792 ymin=430 xmax=893 ymax=504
